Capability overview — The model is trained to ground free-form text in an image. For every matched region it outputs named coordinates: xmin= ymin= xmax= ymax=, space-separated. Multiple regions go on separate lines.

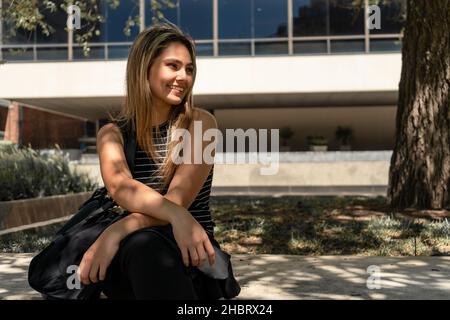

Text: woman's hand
xmin=171 ymin=209 xmax=216 ymax=269
xmin=78 ymin=224 xmax=122 ymax=286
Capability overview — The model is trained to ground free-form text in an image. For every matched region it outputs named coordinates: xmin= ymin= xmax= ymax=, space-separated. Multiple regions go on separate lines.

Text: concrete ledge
xmin=0 ymin=192 xmax=91 ymax=231
xmin=211 ymin=185 xmax=387 ymax=196
xmin=1 ymin=253 xmax=449 ymax=300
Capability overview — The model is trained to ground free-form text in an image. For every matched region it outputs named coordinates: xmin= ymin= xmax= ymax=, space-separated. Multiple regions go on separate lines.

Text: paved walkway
xmin=0 ymin=253 xmax=449 ymax=300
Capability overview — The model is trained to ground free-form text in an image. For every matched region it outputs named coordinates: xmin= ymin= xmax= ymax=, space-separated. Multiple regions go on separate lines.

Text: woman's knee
xmin=119 ymin=230 xmax=181 ymax=270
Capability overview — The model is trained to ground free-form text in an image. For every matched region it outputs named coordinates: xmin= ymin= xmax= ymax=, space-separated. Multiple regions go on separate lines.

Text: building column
xmin=4 ymin=101 xmax=22 ymax=144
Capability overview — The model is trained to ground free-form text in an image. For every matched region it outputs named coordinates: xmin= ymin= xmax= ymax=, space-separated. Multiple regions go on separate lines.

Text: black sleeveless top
xmin=132 ymin=120 xmax=215 ymax=236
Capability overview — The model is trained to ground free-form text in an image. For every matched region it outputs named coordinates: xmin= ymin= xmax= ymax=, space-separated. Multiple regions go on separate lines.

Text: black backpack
xmin=27 ymin=121 xmax=136 ymax=300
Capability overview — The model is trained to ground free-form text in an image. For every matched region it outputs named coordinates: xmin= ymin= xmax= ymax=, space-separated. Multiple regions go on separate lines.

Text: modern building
xmin=0 ymin=0 xmax=405 ymax=154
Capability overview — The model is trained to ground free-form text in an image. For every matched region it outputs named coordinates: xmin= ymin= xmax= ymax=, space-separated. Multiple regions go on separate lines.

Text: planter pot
xmin=0 ymin=192 xmax=92 ymax=231
xmin=309 ymin=145 xmax=328 ymax=152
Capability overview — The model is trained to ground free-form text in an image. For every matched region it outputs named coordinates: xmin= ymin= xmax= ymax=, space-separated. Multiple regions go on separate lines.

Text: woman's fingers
xmin=188 ymin=247 xmax=199 ymax=267
xmin=181 ymin=246 xmax=190 ymax=267
xmin=196 ymin=243 xmax=207 ymax=268
xmin=203 ymin=238 xmax=216 ymax=266
xmin=99 ymin=261 xmax=107 ymax=282
xmin=89 ymin=261 xmax=100 ymax=283
xmin=78 ymin=255 xmax=91 ymax=285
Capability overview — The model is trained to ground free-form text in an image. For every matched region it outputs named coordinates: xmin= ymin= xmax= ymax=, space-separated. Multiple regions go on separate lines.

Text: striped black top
xmin=132 ymin=120 xmax=215 ymax=236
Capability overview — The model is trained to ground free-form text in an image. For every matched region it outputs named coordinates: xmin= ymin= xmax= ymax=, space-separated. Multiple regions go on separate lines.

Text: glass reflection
xmin=180 ymin=0 xmax=213 ymax=40
xmin=255 ymin=41 xmax=288 ymax=55
xmin=330 ymin=39 xmax=364 ymax=53
xmin=294 ymin=40 xmax=328 ymax=54
xmin=293 ymin=0 xmax=328 ymax=36
xmin=329 ymin=0 xmax=364 ymax=35
xmin=219 ymin=0 xmax=252 ymax=39
xmin=219 ymin=42 xmax=252 ymax=56
xmin=370 ymin=0 xmax=406 ymax=34
xmin=105 ymin=0 xmax=140 ymax=42
xmin=254 ymin=0 xmax=288 ymax=38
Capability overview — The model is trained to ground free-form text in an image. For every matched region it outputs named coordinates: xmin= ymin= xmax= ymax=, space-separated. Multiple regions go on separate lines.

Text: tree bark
xmin=388 ymin=0 xmax=450 ymax=210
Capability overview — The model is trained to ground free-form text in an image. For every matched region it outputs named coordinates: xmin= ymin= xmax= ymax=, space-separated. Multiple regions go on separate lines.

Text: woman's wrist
xmin=105 ymin=219 xmax=129 ymax=242
xmin=108 ymin=212 xmax=169 ymax=242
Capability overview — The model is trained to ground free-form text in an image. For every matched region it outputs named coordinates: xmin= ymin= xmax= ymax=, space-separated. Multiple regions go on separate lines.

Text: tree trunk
xmin=388 ymin=0 xmax=450 ymax=210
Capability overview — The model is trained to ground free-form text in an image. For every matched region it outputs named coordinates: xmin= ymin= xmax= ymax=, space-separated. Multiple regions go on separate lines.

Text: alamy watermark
xmin=67 ymin=5 xmax=81 ymax=31
xmin=170 ymin=121 xmax=280 ymax=175
xmin=66 ymin=265 xmax=81 ymax=290
xmin=366 ymin=265 xmax=381 ymax=289
xmin=367 ymin=5 xmax=381 ymax=30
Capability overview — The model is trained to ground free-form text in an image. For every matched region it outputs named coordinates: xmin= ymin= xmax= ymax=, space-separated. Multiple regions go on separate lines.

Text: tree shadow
xmin=0 ymin=253 xmax=41 ymax=300
xmin=231 ymin=254 xmax=450 ymax=300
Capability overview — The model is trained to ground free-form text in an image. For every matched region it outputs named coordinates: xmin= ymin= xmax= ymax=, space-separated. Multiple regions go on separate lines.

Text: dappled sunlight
xmin=0 ymin=252 xmax=449 ymax=300
xmin=0 ymin=253 xmax=41 ymax=300
xmin=232 ymin=254 xmax=450 ymax=300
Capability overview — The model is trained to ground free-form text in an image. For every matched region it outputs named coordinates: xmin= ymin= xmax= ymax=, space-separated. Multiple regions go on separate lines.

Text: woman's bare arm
xmin=97 ymin=122 xmax=189 ymax=225
xmin=104 ymin=108 xmax=217 ymax=240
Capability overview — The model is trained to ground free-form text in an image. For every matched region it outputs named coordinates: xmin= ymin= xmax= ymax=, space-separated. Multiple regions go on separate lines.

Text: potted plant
xmin=280 ymin=126 xmax=294 ymax=151
xmin=306 ymin=135 xmax=328 ymax=151
xmin=335 ymin=126 xmax=353 ymax=151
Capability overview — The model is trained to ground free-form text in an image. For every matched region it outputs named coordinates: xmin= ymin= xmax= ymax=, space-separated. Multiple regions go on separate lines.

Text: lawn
xmin=211 ymin=196 xmax=450 ymax=256
xmin=1 ymin=196 xmax=449 ymax=256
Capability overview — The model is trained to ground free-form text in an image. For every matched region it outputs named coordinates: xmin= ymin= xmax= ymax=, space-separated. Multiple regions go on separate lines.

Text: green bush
xmin=0 ymin=142 xmax=97 ymax=201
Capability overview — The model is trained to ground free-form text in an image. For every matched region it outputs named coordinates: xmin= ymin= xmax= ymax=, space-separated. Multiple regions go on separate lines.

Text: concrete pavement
xmin=0 ymin=253 xmax=449 ymax=300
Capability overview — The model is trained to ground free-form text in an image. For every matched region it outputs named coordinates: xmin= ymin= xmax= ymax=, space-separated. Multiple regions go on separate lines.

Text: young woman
xmin=76 ymin=23 xmax=240 ymax=300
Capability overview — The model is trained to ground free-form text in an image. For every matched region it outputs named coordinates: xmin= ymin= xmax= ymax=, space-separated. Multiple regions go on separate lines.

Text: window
xmin=329 ymin=0 xmax=364 ymax=35
xmin=293 ymin=0 xmax=328 ymax=37
xmin=219 ymin=41 xmax=252 ymax=56
xmin=370 ymin=39 xmax=402 ymax=52
xmin=219 ymin=0 xmax=252 ymax=39
xmin=195 ymin=42 xmax=214 ymax=56
xmin=36 ymin=0 xmax=68 ymax=44
xmin=1 ymin=47 xmax=34 ymax=61
xmin=294 ymin=40 xmax=328 ymax=54
xmin=254 ymin=0 xmax=288 ymax=38
xmin=36 ymin=47 xmax=68 ymax=60
xmin=104 ymin=0 xmax=140 ymax=42
xmin=330 ymin=39 xmax=364 ymax=53
xmin=73 ymin=46 xmax=105 ymax=60
xmin=180 ymin=0 xmax=213 ymax=40
xmin=145 ymin=0 xmax=178 ymax=26
xmin=370 ymin=0 xmax=406 ymax=35
xmin=255 ymin=41 xmax=288 ymax=55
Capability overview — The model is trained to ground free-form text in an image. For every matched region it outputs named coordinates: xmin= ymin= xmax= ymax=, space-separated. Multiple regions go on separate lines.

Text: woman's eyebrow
xmin=164 ymin=58 xmax=193 ymax=67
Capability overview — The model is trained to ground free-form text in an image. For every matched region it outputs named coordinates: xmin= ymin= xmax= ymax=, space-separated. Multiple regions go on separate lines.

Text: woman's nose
xmin=176 ymin=68 xmax=187 ymax=80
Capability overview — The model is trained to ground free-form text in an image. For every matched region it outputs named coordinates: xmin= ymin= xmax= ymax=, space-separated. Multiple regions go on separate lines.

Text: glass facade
xmin=104 ymin=0 xmax=140 ymax=42
xmin=370 ymin=0 xmax=406 ymax=35
xmin=219 ymin=0 xmax=252 ymax=39
xmin=0 ymin=0 xmax=405 ymax=62
xmin=293 ymin=0 xmax=328 ymax=36
xmin=329 ymin=0 xmax=364 ymax=35
xmin=253 ymin=0 xmax=288 ymax=38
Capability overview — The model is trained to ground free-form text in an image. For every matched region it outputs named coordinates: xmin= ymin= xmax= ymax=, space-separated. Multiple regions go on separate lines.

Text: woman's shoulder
xmin=96 ymin=121 xmax=124 ymax=146
xmin=192 ymin=107 xmax=218 ymax=130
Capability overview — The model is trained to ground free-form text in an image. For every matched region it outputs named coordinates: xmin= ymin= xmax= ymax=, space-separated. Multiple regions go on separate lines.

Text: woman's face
xmin=148 ymin=41 xmax=194 ymax=109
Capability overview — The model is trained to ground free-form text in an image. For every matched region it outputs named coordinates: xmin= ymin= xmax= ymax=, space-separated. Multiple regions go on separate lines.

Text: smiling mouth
xmin=168 ymin=85 xmax=184 ymax=94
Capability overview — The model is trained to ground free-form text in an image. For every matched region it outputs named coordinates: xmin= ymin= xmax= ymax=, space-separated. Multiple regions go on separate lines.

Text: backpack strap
xmin=116 ymin=119 xmax=137 ymax=177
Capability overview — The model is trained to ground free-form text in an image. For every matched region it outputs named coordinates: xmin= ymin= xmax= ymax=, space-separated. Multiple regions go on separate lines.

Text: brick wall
xmin=21 ymin=107 xmax=85 ymax=149
xmin=0 ymin=107 xmax=8 ymax=130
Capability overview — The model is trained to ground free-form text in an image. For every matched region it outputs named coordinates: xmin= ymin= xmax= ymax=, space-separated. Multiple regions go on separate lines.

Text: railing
xmin=0 ymin=34 xmax=402 ymax=62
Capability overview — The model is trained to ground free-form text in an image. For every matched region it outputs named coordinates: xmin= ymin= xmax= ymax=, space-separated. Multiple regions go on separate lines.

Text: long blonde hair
xmin=115 ymin=23 xmax=197 ymax=189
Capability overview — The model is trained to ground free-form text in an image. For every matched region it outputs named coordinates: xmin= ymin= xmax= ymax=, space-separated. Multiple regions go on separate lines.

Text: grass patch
xmin=211 ymin=196 xmax=450 ymax=256
xmin=1 ymin=196 xmax=449 ymax=256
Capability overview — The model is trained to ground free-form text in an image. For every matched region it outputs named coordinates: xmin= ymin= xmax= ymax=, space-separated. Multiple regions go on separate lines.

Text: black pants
xmin=101 ymin=228 xmax=200 ymax=300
